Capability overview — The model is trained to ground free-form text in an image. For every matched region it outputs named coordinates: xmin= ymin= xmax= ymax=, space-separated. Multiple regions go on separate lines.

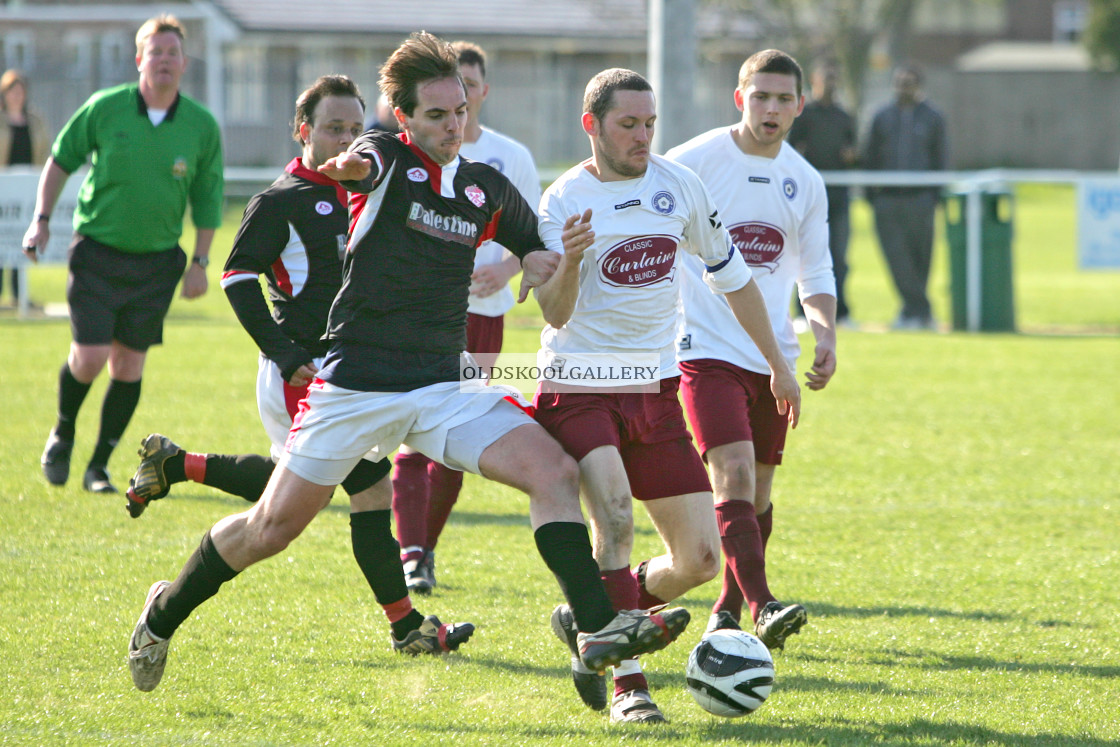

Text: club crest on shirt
xmin=782 ymin=177 xmax=797 ymax=200
xmin=465 ymin=185 xmax=486 ymax=208
xmin=728 ymin=221 xmax=785 ymax=274
xmin=407 ymin=167 xmax=428 ymax=182
xmin=315 ymin=200 xmax=333 ymax=215
xmin=171 ymin=156 xmax=187 ymax=179
xmin=652 ymin=191 xmax=676 ymax=215
xmin=598 ymin=235 xmax=678 ymax=288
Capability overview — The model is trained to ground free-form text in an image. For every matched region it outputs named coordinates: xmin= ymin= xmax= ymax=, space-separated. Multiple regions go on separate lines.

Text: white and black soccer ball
xmin=685 ymin=629 xmax=775 ymax=718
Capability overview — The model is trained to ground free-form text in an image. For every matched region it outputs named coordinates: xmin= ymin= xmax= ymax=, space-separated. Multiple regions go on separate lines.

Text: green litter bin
xmin=943 ymin=185 xmax=1015 ymax=332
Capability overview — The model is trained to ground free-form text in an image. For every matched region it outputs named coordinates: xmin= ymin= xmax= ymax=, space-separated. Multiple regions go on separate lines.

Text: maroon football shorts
xmin=463 ymin=313 xmax=504 ymax=362
xmin=679 ymin=358 xmax=788 ymax=465
xmin=534 ymin=376 xmax=711 ymax=501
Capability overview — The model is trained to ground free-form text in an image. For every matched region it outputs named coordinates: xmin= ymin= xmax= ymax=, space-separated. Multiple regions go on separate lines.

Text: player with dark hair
xmin=392 ymin=39 xmax=542 ymax=595
xmin=124 ymin=72 xmax=474 ymax=657
xmin=127 ymin=32 xmax=689 ymax=698
xmin=535 ymin=67 xmax=799 ymax=723
xmin=125 ymin=75 xmax=387 ymax=515
xmin=24 ymin=14 xmax=223 ymax=494
xmin=666 ymin=48 xmax=836 ymax=649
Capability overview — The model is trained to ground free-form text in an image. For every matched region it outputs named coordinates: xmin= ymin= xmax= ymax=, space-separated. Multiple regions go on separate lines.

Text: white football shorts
xmin=279 ymin=377 xmax=534 ymax=486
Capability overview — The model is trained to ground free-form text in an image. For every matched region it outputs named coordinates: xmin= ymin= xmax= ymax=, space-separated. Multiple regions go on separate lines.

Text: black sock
xmin=90 ymin=378 xmax=141 ymax=468
xmin=55 ymin=363 xmax=92 ymax=441
xmin=147 ymin=531 xmax=238 ymax=640
xmin=201 ymin=453 xmax=276 ymax=502
xmin=350 ymin=510 xmax=410 ymax=606
xmin=350 ymin=510 xmax=424 ymax=639
xmin=534 ymin=522 xmax=615 ymax=632
xmin=391 ymin=610 xmax=425 ymax=641
xmin=162 ymin=453 xmax=187 ymax=484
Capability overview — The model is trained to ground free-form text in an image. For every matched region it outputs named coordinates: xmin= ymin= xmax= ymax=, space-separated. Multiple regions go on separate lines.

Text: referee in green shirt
xmin=23 ymin=14 xmax=223 ymax=494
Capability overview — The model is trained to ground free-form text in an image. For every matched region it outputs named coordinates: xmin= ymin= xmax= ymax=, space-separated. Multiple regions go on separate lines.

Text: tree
xmin=702 ymin=0 xmax=923 ymax=117
xmin=1084 ymin=0 xmax=1120 ymax=71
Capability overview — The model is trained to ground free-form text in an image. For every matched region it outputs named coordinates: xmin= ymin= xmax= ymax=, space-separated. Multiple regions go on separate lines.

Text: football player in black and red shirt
xmin=126 ymin=73 xmax=474 ymax=657
xmin=127 ymin=33 xmax=690 ymax=700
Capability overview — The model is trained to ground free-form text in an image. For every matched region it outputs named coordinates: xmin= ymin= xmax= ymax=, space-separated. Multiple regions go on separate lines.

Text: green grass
xmin=1 ymin=184 xmax=1118 ymax=745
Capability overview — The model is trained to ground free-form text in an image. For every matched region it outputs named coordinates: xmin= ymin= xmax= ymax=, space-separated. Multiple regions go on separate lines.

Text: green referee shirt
xmin=51 ymin=83 xmax=223 ymax=253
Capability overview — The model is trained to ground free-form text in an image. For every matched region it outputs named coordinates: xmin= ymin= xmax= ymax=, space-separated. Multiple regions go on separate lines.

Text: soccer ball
xmin=685 ymin=629 xmax=775 ymax=717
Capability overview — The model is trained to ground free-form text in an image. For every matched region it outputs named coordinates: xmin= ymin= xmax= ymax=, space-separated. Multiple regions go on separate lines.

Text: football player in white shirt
xmin=534 ymin=68 xmax=800 ymax=724
xmin=666 ymin=49 xmax=837 ymax=650
xmin=391 ymin=41 xmax=544 ymax=596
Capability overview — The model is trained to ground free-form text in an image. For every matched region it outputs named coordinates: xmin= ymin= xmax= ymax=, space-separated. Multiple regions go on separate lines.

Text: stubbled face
xmin=401 ymin=76 xmax=468 ymax=165
xmin=137 ymin=31 xmax=187 ymax=91
xmin=302 ymin=95 xmax=364 ymax=170
xmin=459 ymin=61 xmax=488 ymax=129
xmin=587 ymin=89 xmax=656 ymax=180
xmin=736 ymin=72 xmax=803 ymax=151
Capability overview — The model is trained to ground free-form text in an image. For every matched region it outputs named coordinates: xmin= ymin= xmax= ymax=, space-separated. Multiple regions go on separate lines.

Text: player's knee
xmin=532 ymin=450 xmax=580 ymax=495
xmin=249 ymin=517 xmax=302 ymax=559
xmin=714 ymin=457 xmax=756 ymax=500
xmin=675 ymin=543 xmax=721 ymax=587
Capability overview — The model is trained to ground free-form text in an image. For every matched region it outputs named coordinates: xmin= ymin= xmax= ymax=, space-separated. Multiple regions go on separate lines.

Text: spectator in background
xmin=787 ymin=60 xmax=856 ymax=328
xmin=365 ymin=92 xmax=399 ymax=133
xmin=1 ymin=69 xmax=51 ymax=310
xmin=22 ymin=15 xmax=223 ymax=494
xmin=391 ymin=39 xmax=542 ymax=596
xmin=863 ymin=63 xmax=947 ymax=331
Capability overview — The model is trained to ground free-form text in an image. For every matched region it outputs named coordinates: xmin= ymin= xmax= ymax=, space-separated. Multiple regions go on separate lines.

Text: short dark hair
xmin=582 ymin=68 xmax=653 ymax=123
xmin=451 ymin=40 xmax=487 ymax=79
xmin=738 ymin=49 xmax=804 ymax=97
xmin=292 ymin=75 xmax=365 ymax=144
xmin=379 ymin=31 xmax=462 ymax=117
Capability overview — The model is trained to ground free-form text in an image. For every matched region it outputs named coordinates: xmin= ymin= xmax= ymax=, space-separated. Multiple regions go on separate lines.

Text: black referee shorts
xmin=66 ymin=234 xmax=187 ymax=351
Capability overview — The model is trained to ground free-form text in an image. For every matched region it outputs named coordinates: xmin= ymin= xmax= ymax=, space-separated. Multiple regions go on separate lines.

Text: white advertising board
xmin=1078 ymin=177 xmax=1120 ymax=270
xmin=0 ymin=167 xmax=85 ymax=268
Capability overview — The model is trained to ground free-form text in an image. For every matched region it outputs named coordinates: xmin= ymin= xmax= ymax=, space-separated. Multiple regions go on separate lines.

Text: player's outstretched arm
xmin=724 ymin=278 xmax=801 ymax=427
xmin=318 ymin=152 xmax=371 ymax=184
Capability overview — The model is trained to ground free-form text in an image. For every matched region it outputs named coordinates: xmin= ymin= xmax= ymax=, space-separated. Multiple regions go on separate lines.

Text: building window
xmin=226 ymin=45 xmax=267 ymax=124
xmin=1054 ymin=0 xmax=1088 ymax=43
xmin=1 ymin=30 xmax=35 ymax=70
xmin=64 ymin=31 xmax=93 ymax=80
xmin=99 ymin=31 xmax=132 ymax=88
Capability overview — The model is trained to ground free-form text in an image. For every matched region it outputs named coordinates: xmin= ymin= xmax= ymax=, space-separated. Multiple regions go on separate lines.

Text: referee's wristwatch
xmin=191 ymin=255 xmax=210 ymax=269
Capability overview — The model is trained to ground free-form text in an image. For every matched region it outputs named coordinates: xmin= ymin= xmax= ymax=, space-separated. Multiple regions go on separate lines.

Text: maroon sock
xmin=424 ymin=461 xmax=464 ymax=551
xmin=600 ymin=566 xmax=640 ymax=612
xmin=391 ymin=451 xmax=432 ymax=553
xmin=631 ymin=560 xmax=667 ymax=609
xmin=758 ymin=503 xmax=774 ymax=551
xmin=716 ymin=500 xmax=775 ymax=623
xmin=712 ymin=561 xmax=745 ymax=622
xmin=613 ymin=672 xmax=649 ymax=697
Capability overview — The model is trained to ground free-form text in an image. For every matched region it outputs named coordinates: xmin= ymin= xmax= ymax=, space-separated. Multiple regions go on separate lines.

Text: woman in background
xmin=1 ymin=69 xmax=51 ymax=308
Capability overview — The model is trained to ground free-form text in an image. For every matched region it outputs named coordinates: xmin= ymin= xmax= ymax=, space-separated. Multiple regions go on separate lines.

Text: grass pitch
xmin=1 ymin=184 xmax=1117 ymax=745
